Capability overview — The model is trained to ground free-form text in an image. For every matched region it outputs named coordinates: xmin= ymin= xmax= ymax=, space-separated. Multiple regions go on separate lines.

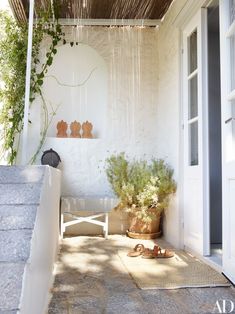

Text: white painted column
xmin=21 ymin=0 xmax=35 ymax=165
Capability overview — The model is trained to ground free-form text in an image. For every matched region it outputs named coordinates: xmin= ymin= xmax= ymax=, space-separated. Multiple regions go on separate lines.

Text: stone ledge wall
xmin=0 ymin=166 xmax=61 ymax=314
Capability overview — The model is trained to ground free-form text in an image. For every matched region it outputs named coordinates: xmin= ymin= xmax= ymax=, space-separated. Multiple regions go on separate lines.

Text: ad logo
xmin=213 ymin=300 xmax=235 ymax=313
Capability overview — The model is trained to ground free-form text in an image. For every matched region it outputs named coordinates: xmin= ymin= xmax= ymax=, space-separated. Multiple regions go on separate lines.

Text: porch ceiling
xmin=8 ymin=0 xmax=174 ymax=24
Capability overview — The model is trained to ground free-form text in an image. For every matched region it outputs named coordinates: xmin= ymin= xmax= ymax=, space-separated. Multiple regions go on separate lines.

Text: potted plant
xmin=105 ymin=153 xmax=176 ymax=239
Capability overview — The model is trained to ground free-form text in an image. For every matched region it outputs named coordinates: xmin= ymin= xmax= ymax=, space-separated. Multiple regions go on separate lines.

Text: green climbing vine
xmin=0 ymin=3 xmax=63 ymax=164
xmin=0 ymin=12 xmax=28 ymax=164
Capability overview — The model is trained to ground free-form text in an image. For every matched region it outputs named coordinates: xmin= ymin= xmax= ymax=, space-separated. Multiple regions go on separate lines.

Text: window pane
xmin=189 ymin=121 xmax=198 ymax=166
xmin=231 ymin=35 xmax=235 ymax=90
xmin=188 ymin=30 xmax=197 ymax=74
xmin=232 ymin=102 xmax=235 ymax=140
xmin=189 ymin=75 xmax=198 ymax=119
xmin=230 ymin=0 xmax=235 ymax=24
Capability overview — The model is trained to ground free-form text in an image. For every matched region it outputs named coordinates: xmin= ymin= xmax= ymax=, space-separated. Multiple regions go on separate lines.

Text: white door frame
xmin=219 ymin=0 xmax=235 ymax=283
xmin=201 ymin=8 xmax=210 ymax=257
xmin=180 ymin=5 xmax=210 ymax=257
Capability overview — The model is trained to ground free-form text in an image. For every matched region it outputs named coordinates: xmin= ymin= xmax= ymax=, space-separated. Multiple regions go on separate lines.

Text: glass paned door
xmin=183 ymin=9 xmax=209 ymax=256
xmin=188 ymin=30 xmax=199 ymax=166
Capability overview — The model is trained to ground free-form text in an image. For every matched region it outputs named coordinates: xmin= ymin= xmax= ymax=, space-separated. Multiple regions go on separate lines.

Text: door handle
xmin=225 ymin=117 xmax=235 ymax=124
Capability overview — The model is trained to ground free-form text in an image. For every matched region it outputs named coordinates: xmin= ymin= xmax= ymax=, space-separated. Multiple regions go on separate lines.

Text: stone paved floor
xmin=48 ymin=235 xmax=235 ymax=314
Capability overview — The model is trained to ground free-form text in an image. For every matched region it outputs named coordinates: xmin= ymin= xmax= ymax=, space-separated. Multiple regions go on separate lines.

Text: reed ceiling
xmin=9 ymin=0 xmax=174 ymax=23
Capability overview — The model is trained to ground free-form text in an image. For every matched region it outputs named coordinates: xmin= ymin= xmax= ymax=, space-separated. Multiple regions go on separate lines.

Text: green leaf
xmin=47 ymin=55 xmax=53 ymax=65
xmin=37 ymin=72 xmax=44 ymax=79
xmin=56 ymin=24 xmax=61 ymax=32
xmin=37 ymin=80 xmax=43 ymax=86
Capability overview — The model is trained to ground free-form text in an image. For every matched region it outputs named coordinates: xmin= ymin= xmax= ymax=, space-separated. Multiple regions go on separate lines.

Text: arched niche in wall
xmin=43 ymin=43 xmax=107 ymax=138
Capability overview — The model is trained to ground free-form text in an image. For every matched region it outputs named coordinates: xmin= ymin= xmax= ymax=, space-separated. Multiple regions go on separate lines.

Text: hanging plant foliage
xmin=0 ymin=12 xmax=28 ymax=164
xmin=0 ymin=3 xmax=64 ymax=164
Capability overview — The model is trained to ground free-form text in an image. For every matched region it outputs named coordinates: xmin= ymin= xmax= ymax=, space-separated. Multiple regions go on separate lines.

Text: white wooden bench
xmin=60 ymin=197 xmax=118 ymax=239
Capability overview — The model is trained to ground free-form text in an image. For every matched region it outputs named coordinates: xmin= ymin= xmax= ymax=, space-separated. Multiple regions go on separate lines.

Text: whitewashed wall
xmin=20 ymin=166 xmax=61 ymax=314
xmin=43 ymin=44 xmax=107 ymax=139
xmin=27 ymin=27 xmax=159 ymax=196
xmin=156 ymin=0 xmax=187 ymax=248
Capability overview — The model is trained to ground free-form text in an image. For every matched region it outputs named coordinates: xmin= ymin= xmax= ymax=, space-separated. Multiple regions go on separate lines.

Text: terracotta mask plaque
xmin=82 ymin=121 xmax=93 ymax=138
xmin=56 ymin=120 xmax=68 ymax=137
xmin=70 ymin=120 xmax=81 ymax=138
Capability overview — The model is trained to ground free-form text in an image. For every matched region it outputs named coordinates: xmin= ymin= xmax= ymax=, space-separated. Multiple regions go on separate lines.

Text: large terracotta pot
xmin=127 ymin=210 xmax=162 ymax=239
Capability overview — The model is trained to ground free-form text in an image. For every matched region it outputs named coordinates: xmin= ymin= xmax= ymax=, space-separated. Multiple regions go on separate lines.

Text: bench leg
xmin=60 ymin=199 xmax=71 ymax=239
xmin=60 ymin=213 xmax=65 ymax=239
xmin=104 ymin=213 xmax=109 ymax=239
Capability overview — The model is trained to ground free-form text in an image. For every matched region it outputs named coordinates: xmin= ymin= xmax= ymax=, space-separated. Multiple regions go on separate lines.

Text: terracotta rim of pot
xmin=126 ymin=230 xmax=162 ymax=240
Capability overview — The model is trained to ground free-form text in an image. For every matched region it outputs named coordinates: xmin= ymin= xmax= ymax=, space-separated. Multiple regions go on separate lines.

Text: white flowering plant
xmin=106 ymin=153 xmax=176 ymax=222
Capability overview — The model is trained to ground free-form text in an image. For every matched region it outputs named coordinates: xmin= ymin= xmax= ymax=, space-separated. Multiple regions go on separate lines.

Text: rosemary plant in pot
xmin=106 ymin=153 xmax=176 ymax=239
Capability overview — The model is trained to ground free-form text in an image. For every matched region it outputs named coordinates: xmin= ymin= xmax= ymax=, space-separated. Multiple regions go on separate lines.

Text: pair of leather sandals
xmin=127 ymin=244 xmax=174 ymax=259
